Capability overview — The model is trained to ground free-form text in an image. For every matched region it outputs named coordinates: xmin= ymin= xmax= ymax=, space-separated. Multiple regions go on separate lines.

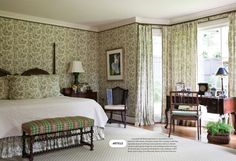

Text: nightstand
xmin=61 ymin=88 xmax=97 ymax=101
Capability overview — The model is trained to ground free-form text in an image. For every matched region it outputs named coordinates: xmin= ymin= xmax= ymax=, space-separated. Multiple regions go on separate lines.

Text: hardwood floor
xmin=140 ymin=123 xmax=236 ymax=149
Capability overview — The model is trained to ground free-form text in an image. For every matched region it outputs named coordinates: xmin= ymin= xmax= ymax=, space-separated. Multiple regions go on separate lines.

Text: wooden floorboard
xmin=138 ymin=123 xmax=236 ymax=149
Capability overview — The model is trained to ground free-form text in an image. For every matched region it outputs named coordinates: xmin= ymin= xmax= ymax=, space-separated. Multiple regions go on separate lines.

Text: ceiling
xmin=0 ymin=0 xmax=236 ymax=29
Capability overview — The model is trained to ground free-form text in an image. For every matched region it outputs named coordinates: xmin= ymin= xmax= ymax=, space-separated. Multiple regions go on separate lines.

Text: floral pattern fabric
xmin=228 ymin=12 xmax=236 ymax=97
xmin=38 ymin=75 xmax=61 ymax=98
xmin=135 ymin=25 xmax=154 ymax=126
xmin=161 ymin=26 xmax=173 ymax=122
xmin=0 ymin=76 xmax=9 ymax=99
xmin=8 ymin=75 xmax=42 ymax=99
xmin=170 ymin=21 xmax=198 ymax=91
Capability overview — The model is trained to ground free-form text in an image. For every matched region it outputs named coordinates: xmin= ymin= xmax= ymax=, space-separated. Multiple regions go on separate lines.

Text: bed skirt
xmin=0 ymin=127 xmax=104 ymax=158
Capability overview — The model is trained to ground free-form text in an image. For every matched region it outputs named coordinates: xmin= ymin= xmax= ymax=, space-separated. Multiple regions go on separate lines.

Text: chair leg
xmin=197 ymin=120 xmax=200 ymax=140
xmin=109 ymin=111 xmax=113 ymax=124
xmin=121 ymin=111 xmax=124 ymax=126
xmin=199 ymin=119 xmax=202 ymax=135
xmin=173 ymin=119 xmax=175 ymax=132
xmin=124 ymin=111 xmax=126 ymax=128
xmin=169 ymin=118 xmax=172 ymax=137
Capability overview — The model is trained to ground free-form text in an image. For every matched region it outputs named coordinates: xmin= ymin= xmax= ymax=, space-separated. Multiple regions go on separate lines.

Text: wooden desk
xmin=165 ymin=96 xmax=236 ymax=134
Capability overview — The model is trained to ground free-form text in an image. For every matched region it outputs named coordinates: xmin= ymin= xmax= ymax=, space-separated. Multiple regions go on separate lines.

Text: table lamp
xmin=68 ymin=61 xmax=85 ymax=84
xmin=216 ymin=67 xmax=228 ymax=96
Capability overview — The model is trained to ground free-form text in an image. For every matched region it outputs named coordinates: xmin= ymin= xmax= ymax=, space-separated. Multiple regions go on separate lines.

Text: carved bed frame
xmin=0 ymin=43 xmax=56 ymax=77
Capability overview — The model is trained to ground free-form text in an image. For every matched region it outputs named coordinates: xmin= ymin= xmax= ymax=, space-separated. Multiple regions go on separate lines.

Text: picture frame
xmin=106 ymin=48 xmax=123 ymax=80
xmin=176 ymin=82 xmax=185 ymax=91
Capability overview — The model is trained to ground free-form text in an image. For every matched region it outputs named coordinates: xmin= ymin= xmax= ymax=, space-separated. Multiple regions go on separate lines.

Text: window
xmin=152 ymin=29 xmax=162 ymax=122
xmin=198 ymin=21 xmax=229 ymax=95
xmin=198 ymin=20 xmax=229 ymax=124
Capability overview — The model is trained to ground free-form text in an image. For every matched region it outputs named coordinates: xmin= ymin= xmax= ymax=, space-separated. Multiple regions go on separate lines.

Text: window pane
xmin=198 ymin=25 xmax=228 ymax=94
xmin=152 ymin=29 xmax=162 ymax=122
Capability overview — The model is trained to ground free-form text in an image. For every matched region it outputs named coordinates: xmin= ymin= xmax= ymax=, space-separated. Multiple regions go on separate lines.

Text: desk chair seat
xmin=104 ymin=105 xmax=125 ymax=110
xmin=172 ymin=110 xmax=201 ymax=117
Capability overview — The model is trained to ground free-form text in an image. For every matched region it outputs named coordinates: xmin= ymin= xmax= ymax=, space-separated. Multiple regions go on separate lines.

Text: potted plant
xmin=206 ymin=121 xmax=233 ymax=144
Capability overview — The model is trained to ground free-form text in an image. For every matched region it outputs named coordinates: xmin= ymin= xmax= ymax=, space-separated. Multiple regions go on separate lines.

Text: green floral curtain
xmin=171 ymin=21 xmax=198 ymax=91
xmin=228 ymin=12 xmax=236 ymax=97
xmin=168 ymin=21 xmax=197 ymax=126
xmin=135 ymin=24 xmax=154 ymax=126
xmin=161 ymin=26 xmax=172 ymax=122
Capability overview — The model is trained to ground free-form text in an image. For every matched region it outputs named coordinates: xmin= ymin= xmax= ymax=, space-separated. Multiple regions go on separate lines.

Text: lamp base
xmin=73 ymin=73 xmax=80 ymax=85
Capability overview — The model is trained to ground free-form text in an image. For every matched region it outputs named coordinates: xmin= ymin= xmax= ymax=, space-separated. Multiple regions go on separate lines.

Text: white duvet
xmin=0 ymin=96 xmax=108 ymax=139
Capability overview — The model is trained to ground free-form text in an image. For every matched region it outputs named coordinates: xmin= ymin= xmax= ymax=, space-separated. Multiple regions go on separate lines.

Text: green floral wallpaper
xmin=0 ymin=17 xmax=99 ymax=90
xmin=0 ymin=17 xmax=138 ymax=118
xmin=98 ymin=24 xmax=138 ymax=117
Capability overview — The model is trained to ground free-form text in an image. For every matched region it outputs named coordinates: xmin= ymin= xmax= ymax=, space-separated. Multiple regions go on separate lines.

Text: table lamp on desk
xmin=216 ymin=67 xmax=228 ymax=97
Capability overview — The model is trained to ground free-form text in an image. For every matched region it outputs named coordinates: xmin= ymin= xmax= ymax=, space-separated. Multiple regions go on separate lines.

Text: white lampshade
xmin=68 ymin=61 xmax=85 ymax=73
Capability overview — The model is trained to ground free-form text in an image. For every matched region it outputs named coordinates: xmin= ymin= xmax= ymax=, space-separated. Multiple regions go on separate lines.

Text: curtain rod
xmin=171 ymin=10 xmax=233 ymax=26
xmin=140 ymin=9 xmax=236 ymax=26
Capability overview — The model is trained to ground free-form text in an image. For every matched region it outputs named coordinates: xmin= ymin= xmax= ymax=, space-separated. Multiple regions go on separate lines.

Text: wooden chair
xmin=104 ymin=87 xmax=128 ymax=128
xmin=169 ymin=91 xmax=202 ymax=140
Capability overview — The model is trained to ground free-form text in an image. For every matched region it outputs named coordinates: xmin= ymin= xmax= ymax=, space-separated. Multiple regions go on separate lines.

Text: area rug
xmin=1 ymin=124 xmax=235 ymax=161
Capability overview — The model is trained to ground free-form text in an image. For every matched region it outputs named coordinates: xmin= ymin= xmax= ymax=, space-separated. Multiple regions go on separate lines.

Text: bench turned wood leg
xmin=22 ymin=131 xmax=26 ymax=157
xmin=90 ymin=126 xmax=94 ymax=151
xmin=80 ymin=128 xmax=83 ymax=144
xmin=29 ymin=136 xmax=34 ymax=161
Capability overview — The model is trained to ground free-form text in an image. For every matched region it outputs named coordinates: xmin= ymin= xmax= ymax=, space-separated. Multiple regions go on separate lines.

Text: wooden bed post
xmin=53 ymin=43 xmax=56 ymax=74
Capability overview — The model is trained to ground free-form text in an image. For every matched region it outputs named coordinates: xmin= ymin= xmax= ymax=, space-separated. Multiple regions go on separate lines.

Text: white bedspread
xmin=0 ymin=96 xmax=108 ymax=139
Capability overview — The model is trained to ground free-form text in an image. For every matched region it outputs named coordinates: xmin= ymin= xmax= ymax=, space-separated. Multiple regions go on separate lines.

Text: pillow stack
xmin=2 ymin=75 xmax=61 ymax=100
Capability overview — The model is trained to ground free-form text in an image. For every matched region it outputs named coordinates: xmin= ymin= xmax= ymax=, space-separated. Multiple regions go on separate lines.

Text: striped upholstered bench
xmin=22 ymin=116 xmax=94 ymax=161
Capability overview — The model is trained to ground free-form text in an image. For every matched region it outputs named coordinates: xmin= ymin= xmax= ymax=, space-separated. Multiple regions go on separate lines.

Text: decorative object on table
xmin=216 ymin=67 xmax=228 ymax=97
xmin=68 ymin=61 xmax=85 ymax=85
xmin=198 ymin=83 xmax=208 ymax=95
xmin=206 ymin=121 xmax=233 ymax=144
xmin=87 ymin=86 xmax=92 ymax=92
xmin=175 ymin=82 xmax=185 ymax=91
xmin=80 ymin=83 xmax=89 ymax=92
xmin=72 ymin=84 xmax=78 ymax=93
xmin=210 ymin=87 xmax=216 ymax=96
xmin=106 ymin=48 xmax=123 ymax=80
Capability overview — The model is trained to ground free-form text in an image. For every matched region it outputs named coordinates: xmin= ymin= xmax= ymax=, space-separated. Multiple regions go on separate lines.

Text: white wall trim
xmin=97 ymin=17 xmax=136 ymax=32
xmin=0 ymin=10 xmax=99 ymax=32
xmin=0 ymin=3 xmax=236 ymax=32
xmin=135 ymin=17 xmax=170 ymax=25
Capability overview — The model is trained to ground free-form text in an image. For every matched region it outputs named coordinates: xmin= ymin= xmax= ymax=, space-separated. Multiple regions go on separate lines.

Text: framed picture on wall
xmin=106 ymin=48 xmax=123 ymax=80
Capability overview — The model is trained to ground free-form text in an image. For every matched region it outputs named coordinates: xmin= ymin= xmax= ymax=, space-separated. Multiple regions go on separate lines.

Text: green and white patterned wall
xmin=0 ymin=17 xmax=99 ymax=90
xmin=0 ymin=17 xmax=138 ymax=117
xmin=98 ymin=24 xmax=138 ymax=117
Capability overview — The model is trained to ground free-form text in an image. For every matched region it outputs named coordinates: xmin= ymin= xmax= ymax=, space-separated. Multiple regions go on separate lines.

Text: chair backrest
xmin=112 ymin=86 xmax=128 ymax=106
xmin=170 ymin=91 xmax=200 ymax=113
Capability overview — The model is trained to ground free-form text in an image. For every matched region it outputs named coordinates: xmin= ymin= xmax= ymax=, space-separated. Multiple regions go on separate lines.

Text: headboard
xmin=0 ymin=68 xmax=11 ymax=77
xmin=21 ymin=68 xmax=49 ymax=76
